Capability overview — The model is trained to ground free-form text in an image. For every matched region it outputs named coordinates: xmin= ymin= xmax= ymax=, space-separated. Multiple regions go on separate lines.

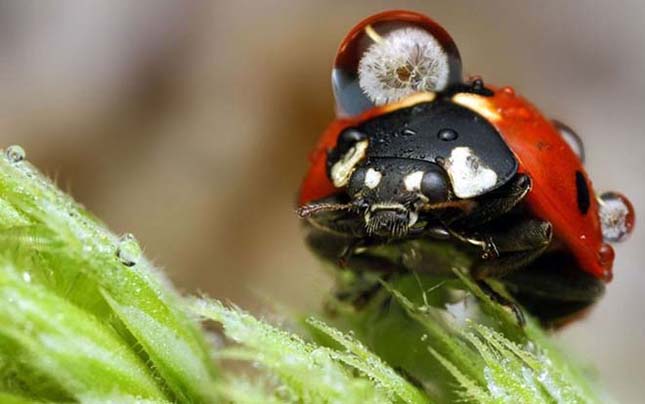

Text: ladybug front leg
xmin=304 ymin=225 xmax=403 ymax=274
xmin=463 ymin=218 xmax=553 ymax=280
xmin=446 ymin=218 xmax=553 ymax=327
xmin=448 ymin=174 xmax=532 ymax=229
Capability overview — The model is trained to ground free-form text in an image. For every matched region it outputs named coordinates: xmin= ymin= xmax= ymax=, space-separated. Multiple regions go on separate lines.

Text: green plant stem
xmin=0 ymin=147 xmax=608 ymax=403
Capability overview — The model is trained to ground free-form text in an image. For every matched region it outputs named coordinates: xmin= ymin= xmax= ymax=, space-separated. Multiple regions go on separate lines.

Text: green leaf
xmin=0 ymin=146 xmax=609 ymax=403
xmin=0 ymin=265 xmax=165 ymax=401
xmin=0 ymin=149 xmax=217 ymax=402
xmin=192 ymin=298 xmax=413 ymax=404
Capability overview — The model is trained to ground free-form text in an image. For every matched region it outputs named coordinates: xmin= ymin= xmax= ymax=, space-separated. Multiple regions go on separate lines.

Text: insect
xmin=298 ymin=10 xmax=635 ymax=325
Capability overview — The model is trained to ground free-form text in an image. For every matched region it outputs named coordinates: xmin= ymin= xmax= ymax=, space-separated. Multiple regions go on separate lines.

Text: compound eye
xmin=553 ymin=120 xmax=585 ymax=163
xmin=332 ymin=10 xmax=462 ymax=117
xmin=337 ymin=128 xmax=367 ymax=152
xmin=420 ymin=167 xmax=450 ymax=203
xmin=347 ymin=167 xmax=367 ymax=196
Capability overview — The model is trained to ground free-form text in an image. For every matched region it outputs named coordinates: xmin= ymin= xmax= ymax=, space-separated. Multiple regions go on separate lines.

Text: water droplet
xmin=471 ymin=77 xmax=484 ymax=91
xmin=5 ymin=145 xmax=26 ymax=163
xmin=310 ymin=348 xmax=329 ymax=365
xmin=502 ymin=107 xmax=532 ymax=120
xmin=116 ymin=233 xmax=142 ymax=267
xmin=22 ymin=272 xmax=32 ymax=283
xmin=599 ymin=191 xmax=635 ymax=242
xmin=437 ymin=128 xmax=458 ymax=141
xmin=420 ymin=334 xmax=428 ymax=341
xmin=598 ymin=243 xmax=615 ymax=281
xmin=501 ymin=86 xmax=515 ymax=95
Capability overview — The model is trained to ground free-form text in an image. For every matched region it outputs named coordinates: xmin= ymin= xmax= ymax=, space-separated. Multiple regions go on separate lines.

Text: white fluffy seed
xmin=358 ymin=27 xmax=450 ymax=105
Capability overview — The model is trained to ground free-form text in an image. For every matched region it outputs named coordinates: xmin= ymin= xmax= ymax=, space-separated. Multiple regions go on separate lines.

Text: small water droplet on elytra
xmin=501 ymin=86 xmax=515 ymax=95
xmin=502 ymin=107 xmax=531 ymax=120
xmin=116 ymin=233 xmax=142 ymax=267
xmin=5 ymin=145 xmax=26 ymax=163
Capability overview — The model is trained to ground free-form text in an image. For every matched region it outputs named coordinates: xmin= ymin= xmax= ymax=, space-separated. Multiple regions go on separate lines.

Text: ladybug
xmin=298 ymin=10 xmax=635 ymax=325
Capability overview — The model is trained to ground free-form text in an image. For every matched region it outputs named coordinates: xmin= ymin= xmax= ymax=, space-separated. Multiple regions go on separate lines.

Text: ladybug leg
xmin=469 ymin=219 xmax=553 ymax=279
xmin=501 ymin=252 xmax=605 ymax=327
xmin=304 ymin=225 xmax=405 ymax=273
xmin=449 ymin=174 xmax=532 ymax=228
xmin=476 ymin=279 xmax=526 ymax=326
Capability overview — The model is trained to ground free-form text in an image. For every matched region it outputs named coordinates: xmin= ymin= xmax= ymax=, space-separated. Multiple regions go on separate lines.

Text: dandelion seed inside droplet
xmin=116 ymin=233 xmax=142 ymax=267
xmin=357 ymin=27 xmax=450 ymax=105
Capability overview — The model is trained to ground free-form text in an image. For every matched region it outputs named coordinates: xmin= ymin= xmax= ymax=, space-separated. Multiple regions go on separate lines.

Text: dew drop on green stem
xmin=116 ymin=233 xmax=142 ymax=267
xmin=5 ymin=145 xmax=26 ymax=163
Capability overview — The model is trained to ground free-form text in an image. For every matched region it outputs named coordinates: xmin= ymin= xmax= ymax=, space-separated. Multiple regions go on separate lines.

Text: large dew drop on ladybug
xmin=332 ymin=11 xmax=462 ymax=117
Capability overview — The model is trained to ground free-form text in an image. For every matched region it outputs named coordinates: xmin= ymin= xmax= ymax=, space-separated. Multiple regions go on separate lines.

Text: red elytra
xmin=484 ymin=87 xmax=613 ymax=282
xmin=298 ymin=88 xmax=615 ymax=282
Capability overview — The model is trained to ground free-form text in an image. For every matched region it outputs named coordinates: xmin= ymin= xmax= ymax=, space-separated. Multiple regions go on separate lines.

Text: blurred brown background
xmin=1 ymin=1 xmax=643 ymax=401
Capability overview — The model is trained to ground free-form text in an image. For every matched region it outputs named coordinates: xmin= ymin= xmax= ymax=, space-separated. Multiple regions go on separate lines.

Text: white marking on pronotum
xmin=443 ymin=147 xmax=498 ymax=198
xmin=330 ymin=140 xmax=368 ymax=187
xmin=358 ymin=27 xmax=450 ymax=105
xmin=451 ymin=93 xmax=501 ymax=122
xmin=364 ymin=168 xmax=382 ymax=189
xmin=404 ymin=170 xmax=424 ymax=192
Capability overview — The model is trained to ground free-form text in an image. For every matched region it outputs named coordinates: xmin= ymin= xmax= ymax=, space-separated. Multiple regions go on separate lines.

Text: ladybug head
xmin=298 ymin=135 xmax=452 ymax=239
xmin=332 ymin=10 xmax=462 ymax=117
xmin=344 ymin=158 xmax=450 ymax=237
xmin=300 ymin=99 xmax=519 ymax=239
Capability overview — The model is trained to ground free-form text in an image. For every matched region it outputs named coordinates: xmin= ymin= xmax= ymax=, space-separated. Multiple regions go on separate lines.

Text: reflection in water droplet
xmin=5 ymin=145 xmax=26 ymax=163
xmin=116 ymin=233 xmax=142 ymax=267
xmin=501 ymin=86 xmax=515 ymax=96
xmin=598 ymin=243 xmax=615 ymax=281
xmin=310 ymin=348 xmax=329 ymax=365
xmin=437 ymin=128 xmax=459 ymax=141
xmin=599 ymin=192 xmax=635 ymax=243
xmin=502 ymin=107 xmax=531 ymax=120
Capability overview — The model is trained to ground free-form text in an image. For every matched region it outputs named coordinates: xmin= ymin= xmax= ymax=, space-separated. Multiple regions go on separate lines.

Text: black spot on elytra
xmin=575 ymin=171 xmax=590 ymax=215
